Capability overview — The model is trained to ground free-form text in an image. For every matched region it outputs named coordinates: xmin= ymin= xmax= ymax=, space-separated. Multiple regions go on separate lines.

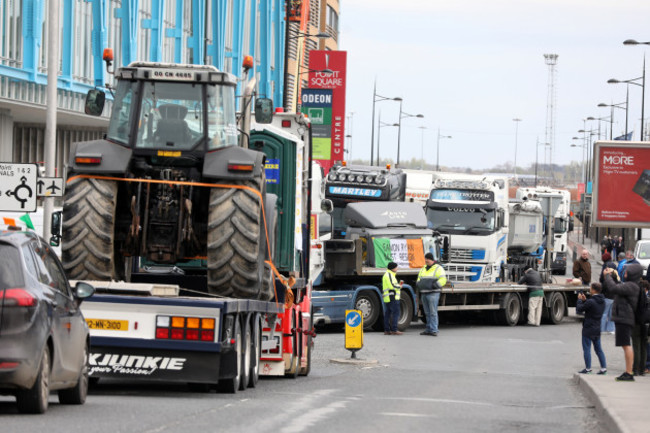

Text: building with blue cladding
xmin=0 ymin=0 xmax=340 ymax=176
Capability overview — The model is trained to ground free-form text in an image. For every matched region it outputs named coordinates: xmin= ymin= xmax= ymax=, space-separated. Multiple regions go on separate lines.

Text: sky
xmin=338 ymin=0 xmax=650 ymax=171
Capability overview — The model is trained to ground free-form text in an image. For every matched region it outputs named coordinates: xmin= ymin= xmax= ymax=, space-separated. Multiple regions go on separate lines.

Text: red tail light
xmin=1 ymin=289 xmax=36 ymax=307
xmin=0 ymin=362 xmax=20 ymax=369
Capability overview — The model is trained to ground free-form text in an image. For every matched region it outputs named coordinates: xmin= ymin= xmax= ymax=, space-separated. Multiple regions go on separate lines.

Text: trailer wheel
xmin=217 ymin=317 xmax=242 ymax=393
xmin=239 ymin=317 xmax=252 ymax=390
xmin=207 ymin=176 xmax=268 ymax=300
xmin=397 ymin=293 xmax=414 ymax=331
xmin=286 ymin=312 xmax=300 ymax=379
xmin=249 ymin=313 xmax=262 ymax=388
xmin=355 ymin=292 xmax=380 ymax=331
xmin=546 ymin=292 xmax=566 ymax=325
xmin=300 ymin=308 xmax=314 ymax=377
xmin=62 ymin=177 xmax=120 ymax=280
xmin=498 ymin=293 xmax=522 ymax=326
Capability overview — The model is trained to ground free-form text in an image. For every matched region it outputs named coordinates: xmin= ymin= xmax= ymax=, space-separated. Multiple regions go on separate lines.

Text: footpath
xmin=568 ymin=226 xmax=649 ymax=433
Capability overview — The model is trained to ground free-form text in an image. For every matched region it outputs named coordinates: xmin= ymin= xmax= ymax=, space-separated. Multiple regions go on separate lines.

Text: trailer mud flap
xmin=88 ymin=347 xmax=221 ymax=383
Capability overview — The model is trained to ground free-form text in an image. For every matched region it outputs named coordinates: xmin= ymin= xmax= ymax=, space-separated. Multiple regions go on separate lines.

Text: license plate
xmin=86 ymin=319 xmax=129 ymax=331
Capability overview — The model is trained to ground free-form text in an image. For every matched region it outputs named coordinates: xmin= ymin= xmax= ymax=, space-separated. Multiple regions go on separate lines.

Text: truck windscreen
xmin=426 ymin=207 xmax=496 ymax=235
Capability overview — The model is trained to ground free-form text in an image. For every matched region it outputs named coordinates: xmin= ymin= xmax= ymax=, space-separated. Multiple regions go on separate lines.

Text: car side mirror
xmin=74 ymin=282 xmax=95 ymax=300
xmin=254 ymin=98 xmax=274 ymax=124
xmin=85 ymin=89 xmax=106 ymax=116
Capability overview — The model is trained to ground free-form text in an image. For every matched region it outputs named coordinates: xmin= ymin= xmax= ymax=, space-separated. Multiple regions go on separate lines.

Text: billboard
xmin=305 ymin=50 xmax=347 ymax=174
xmin=592 ymin=141 xmax=650 ymax=227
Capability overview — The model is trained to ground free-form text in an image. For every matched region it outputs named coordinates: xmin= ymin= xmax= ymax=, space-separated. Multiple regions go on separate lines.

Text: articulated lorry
xmin=52 ymin=58 xmax=316 ymax=391
xmin=312 ymin=164 xmax=444 ymax=331
xmin=516 ymin=187 xmax=572 ymax=274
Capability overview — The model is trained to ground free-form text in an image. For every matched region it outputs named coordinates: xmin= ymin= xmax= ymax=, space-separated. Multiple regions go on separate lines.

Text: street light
xmin=397 ymin=100 xmax=424 ymax=166
xmin=571 ymin=138 xmax=588 ymax=244
xmin=608 ymin=66 xmax=645 ymax=140
xmin=578 ymin=128 xmax=598 ymax=183
xmin=376 ymin=111 xmax=399 ymax=164
xmin=598 ymin=101 xmax=627 ymax=140
xmin=418 ymin=126 xmax=427 ymax=163
xmin=371 ymin=82 xmax=401 ymax=166
xmin=586 ymin=115 xmax=610 ymax=140
xmin=436 ymin=129 xmax=452 ymax=171
xmin=512 ymin=118 xmax=522 ymax=180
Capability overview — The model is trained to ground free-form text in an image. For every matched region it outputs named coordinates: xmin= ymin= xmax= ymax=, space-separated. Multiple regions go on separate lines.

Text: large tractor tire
xmin=207 ymin=177 xmax=269 ymax=299
xmin=62 ymin=177 xmax=119 ymax=281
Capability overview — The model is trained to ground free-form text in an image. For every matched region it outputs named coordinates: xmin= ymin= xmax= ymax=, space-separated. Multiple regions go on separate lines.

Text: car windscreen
xmin=0 ymin=242 xmax=25 ymax=289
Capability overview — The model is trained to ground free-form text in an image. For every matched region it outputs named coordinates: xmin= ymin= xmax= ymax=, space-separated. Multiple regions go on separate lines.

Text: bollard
xmin=344 ymin=310 xmax=363 ymax=359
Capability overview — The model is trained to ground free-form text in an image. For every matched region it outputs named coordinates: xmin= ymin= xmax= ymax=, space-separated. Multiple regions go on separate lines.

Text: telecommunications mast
xmin=543 ymin=53 xmax=558 ymax=181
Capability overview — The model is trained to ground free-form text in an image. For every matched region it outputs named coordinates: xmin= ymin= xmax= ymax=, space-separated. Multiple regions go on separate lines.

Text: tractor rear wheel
xmin=62 ymin=177 xmax=120 ymax=281
xmin=207 ymin=176 xmax=269 ymax=299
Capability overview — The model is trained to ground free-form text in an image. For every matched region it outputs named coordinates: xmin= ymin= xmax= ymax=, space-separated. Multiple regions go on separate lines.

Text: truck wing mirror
xmin=320 ymin=199 xmax=334 ymax=214
xmin=49 ymin=211 xmax=62 ymax=247
xmin=254 ymin=98 xmax=274 ymax=124
xmin=85 ymin=89 xmax=105 ymax=116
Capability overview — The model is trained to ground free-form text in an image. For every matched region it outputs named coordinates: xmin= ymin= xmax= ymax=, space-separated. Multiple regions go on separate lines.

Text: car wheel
xmin=59 ymin=343 xmax=89 ymax=405
xmin=16 ymin=345 xmax=50 ymax=414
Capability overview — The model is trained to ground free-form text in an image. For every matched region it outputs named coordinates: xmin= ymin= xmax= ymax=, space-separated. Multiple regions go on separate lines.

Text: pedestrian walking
xmin=600 ymin=236 xmax=611 ymax=255
xmin=602 ymin=263 xmax=644 ymax=381
xmin=518 ymin=267 xmax=544 ymax=326
xmin=382 ymin=262 xmax=403 ymax=335
xmin=577 ymin=283 xmax=607 ymax=375
xmin=573 ymin=249 xmax=592 ymax=286
xmin=599 ymin=254 xmax=617 ymax=334
xmin=416 ymin=252 xmax=447 ymax=336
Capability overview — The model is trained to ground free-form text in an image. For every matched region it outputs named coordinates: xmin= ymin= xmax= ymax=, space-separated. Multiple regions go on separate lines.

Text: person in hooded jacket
xmin=576 ymin=282 xmax=607 ymax=374
xmin=603 ymin=263 xmax=644 ymax=381
xmin=599 ymin=257 xmax=618 ymax=334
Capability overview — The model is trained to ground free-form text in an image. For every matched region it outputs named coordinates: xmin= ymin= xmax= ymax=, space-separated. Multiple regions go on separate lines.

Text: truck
xmin=312 ymin=163 xmax=443 ymax=331
xmin=516 ymin=187 xmax=572 ymax=274
xmin=52 ymin=57 xmax=316 ymax=391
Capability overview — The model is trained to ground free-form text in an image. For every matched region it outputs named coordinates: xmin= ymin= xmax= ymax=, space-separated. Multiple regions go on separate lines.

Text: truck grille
xmin=444 ymin=265 xmax=482 ymax=282
xmin=449 ymin=248 xmax=486 ymax=261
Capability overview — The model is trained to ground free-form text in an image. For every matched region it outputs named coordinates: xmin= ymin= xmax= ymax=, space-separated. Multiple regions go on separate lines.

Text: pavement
xmin=568 ymin=225 xmax=649 ymax=433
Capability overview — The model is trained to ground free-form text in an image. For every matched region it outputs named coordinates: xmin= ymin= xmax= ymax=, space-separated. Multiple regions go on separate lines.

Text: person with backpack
xmin=576 ymin=283 xmax=607 ymax=375
xmin=632 ymin=279 xmax=649 ymax=376
xmin=602 ymin=263 xmax=644 ymax=381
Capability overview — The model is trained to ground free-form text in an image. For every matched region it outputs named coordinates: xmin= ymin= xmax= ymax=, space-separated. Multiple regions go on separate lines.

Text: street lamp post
xmin=436 ymin=129 xmax=452 ymax=171
xmin=608 ymin=72 xmax=645 ymax=141
xmin=376 ymin=112 xmax=399 ymax=164
xmin=578 ymin=128 xmax=598 ymax=183
xmin=598 ymin=101 xmax=627 ymax=140
xmin=571 ymin=138 xmax=588 ymax=243
xmin=370 ymin=82 xmax=401 ymax=166
xmin=512 ymin=118 xmax=522 ymax=180
xmin=418 ymin=126 xmax=427 ymax=164
xmin=623 ymin=40 xmax=648 ymax=140
xmin=397 ymin=99 xmax=424 ymax=166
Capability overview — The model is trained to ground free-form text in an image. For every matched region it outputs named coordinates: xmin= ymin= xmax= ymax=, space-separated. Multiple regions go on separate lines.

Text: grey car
xmin=0 ymin=227 xmax=94 ymax=413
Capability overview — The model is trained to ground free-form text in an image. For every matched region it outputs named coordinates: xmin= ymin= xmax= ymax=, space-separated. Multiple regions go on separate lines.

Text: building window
xmin=326 ymin=5 xmax=338 ymax=34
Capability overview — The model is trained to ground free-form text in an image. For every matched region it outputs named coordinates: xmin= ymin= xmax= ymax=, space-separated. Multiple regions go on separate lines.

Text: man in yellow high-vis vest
xmin=382 ymin=262 xmax=403 ymax=335
xmin=416 ymin=252 xmax=447 ymax=336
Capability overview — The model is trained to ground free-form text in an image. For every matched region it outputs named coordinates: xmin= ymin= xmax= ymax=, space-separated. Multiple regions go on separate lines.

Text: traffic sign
xmin=0 ymin=163 xmax=37 ymax=212
xmin=37 ymin=177 xmax=64 ymax=197
xmin=344 ymin=310 xmax=363 ymax=351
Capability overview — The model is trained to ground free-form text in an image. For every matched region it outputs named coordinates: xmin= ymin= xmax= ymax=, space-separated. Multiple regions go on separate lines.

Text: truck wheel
xmin=16 ymin=345 xmax=50 ymax=414
xmin=239 ymin=317 xmax=252 ymax=390
xmin=58 ymin=343 xmax=88 ymax=405
xmin=249 ymin=314 xmax=262 ymax=388
xmin=546 ymin=292 xmax=566 ymax=325
xmin=207 ymin=177 xmax=268 ymax=300
xmin=397 ymin=293 xmax=414 ymax=331
xmin=217 ymin=317 xmax=242 ymax=393
xmin=355 ymin=292 xmax=380 ymax=331
xmin=62 ymin=177 xmax=120 ymax=280
xmin=498 ymin=293 xmax=522 ymax=326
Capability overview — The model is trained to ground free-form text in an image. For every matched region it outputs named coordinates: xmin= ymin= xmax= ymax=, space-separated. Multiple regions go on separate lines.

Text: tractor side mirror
xmin=49 ymin=211 xmax=62 ymax=247
xmin=85 ymin=89 xmax=106 ymax=116
xmin=320 ymin=199 xmax=334 ymax=214
xmin=254 ymin=98 xmax=274 ymax=124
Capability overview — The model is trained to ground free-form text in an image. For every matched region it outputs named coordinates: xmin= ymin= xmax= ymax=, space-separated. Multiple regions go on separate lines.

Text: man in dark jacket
xmin=603 ymin=263 xmax=644 ymax=381
xmin=576 ymin=283 xmax=607 ymax=374
xmin=573 ymin=249 xmax=592 ymax=285
xmin=518 ymin=267 xmax=544 ymax=326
